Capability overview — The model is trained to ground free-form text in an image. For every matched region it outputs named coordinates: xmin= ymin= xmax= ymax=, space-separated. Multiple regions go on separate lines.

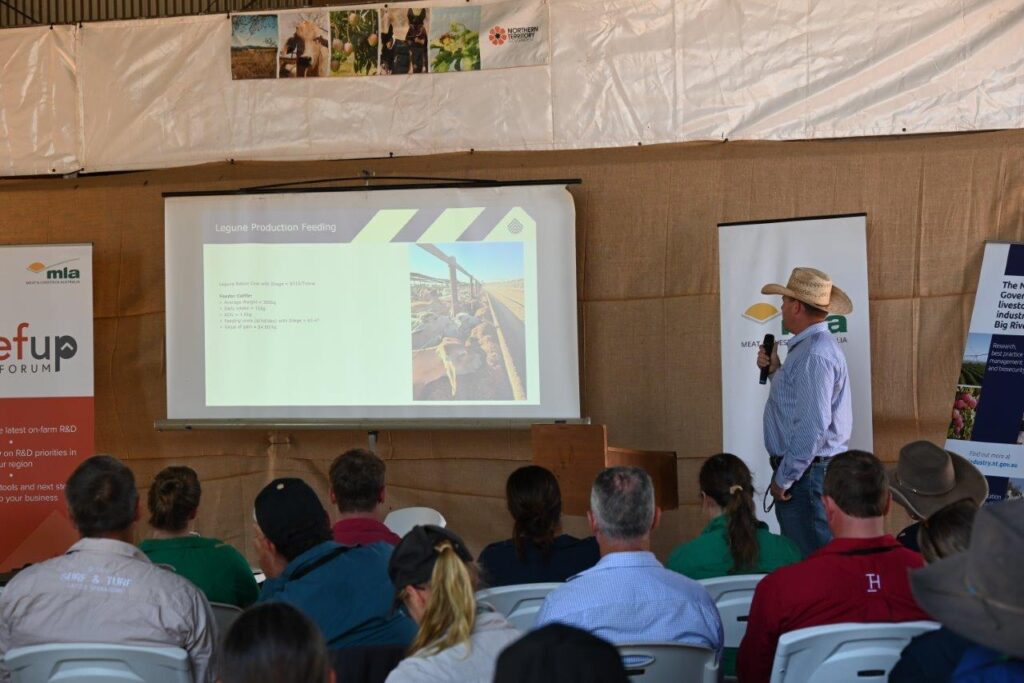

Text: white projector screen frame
xmin=163 ymin=182 xmax=580 ymax=424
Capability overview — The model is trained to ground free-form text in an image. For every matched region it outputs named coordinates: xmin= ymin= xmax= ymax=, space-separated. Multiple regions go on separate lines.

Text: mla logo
xmin=26 ymin=257 xmax=81 ymax=282
xmin=742 ymin=302 xmax=780 ymax=324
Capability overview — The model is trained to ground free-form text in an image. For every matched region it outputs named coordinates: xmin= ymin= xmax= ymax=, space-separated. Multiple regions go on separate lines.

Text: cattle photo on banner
xmin=718 ymin=215 xmax=873 ymax=529
xmin=945 ymin=242 xmax=1024 ymax=502
xmin=0 ymin=244 xmax=94 ymax=572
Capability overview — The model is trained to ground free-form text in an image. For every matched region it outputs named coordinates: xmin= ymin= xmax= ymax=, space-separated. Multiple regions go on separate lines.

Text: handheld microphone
xmin=759 ymin=334 xmax=775 ymax=385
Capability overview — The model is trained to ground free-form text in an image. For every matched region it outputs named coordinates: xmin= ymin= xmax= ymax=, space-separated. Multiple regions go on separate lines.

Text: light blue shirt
xmin=533 ymin=551 xmax=723 ymax=654
xmin=763 ymin=320 xmax=852 ymax=489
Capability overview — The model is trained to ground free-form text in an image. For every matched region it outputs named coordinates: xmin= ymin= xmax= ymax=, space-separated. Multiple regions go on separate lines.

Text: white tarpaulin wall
xmin=3 ymin=0 xmax=1024 ymax=175
xmin=0 ymin=25 xmax=78 ymax=175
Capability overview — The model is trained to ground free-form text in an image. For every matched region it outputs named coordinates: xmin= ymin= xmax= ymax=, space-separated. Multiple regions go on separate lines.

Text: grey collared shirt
xmin=0 ymin=537 xmax=216 ymax=683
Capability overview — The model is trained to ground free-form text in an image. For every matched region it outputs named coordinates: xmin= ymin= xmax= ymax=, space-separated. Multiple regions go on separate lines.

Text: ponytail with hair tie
xmin=699 ymin=454 xmax=760 ymax=572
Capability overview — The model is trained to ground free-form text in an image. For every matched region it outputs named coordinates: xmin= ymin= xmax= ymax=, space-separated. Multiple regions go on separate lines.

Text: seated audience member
xmin=890 ymin=498 xmax=979 ymax=683
xmin=911 ymin=498 xmax=1024 ymax=682
xmin=0 ymin=455 xmax=215 ymax=683
xmin=534 ymin=466 xmax=723 ymax=655
xmin=329 ymin=449 xmax=401 ymax=546
xmin=254 ymin=477 xmax=416 ymax=649
xmin=140 ymin=465 xmax=259 ymax=607
xmin=478 ymin=465 xmax=599 ymax=586
xmin=667 ymin=453 xmax=800 ymax=677
xmin=220 ymin=602 xmax=334 ymax=683
xmin=493 ymin=623 xmax=629 ymax=683
xmin=737 ymin=450 xmax=929 ymax=683
xmin=385 ymin=525 xmax=520 ymax=683
xmin=888 ymin=440 xmax=987 ymax=552
xmin=668 ymin=452 xmax=800 ymax=578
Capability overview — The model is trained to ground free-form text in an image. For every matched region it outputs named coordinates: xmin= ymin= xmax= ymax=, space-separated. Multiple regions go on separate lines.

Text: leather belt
xmin=769 ymin=455 xmax=829 ymax=469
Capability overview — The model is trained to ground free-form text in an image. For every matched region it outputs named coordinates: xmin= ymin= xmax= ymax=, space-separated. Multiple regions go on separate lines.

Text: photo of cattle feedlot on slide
xmin=410 ymin=242 xmax=526 ymax=401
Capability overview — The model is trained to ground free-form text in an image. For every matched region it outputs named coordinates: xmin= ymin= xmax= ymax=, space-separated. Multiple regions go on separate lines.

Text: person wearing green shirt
xmin=667 ymin=453 xmax=800 ymax=677
xmin=140 ymin=466 xmax=259 ymax=608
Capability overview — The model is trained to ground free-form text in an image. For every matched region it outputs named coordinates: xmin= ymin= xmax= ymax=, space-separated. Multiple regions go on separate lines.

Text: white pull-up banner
xmin=718 ymin=215 xmax=873 ymax=526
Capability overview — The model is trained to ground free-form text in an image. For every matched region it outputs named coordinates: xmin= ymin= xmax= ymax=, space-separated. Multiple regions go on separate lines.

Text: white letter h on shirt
xmin=866 ymin=573 xmax=882 ymax=593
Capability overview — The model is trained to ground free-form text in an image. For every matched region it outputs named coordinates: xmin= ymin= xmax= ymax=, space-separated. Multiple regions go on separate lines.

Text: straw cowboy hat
xmin=910 ymin=498 xmax=1024 ymax=659
xmin=761 ymin=267 xmax=853 ymax=315
xmin=889 ymin=441 xmax=989 ymax=519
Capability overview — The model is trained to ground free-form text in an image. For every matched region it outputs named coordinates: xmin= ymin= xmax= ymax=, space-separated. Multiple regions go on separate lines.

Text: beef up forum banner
xmin=945 ymin=242 xmax=1024 ymax=501
xmin=718 ymin=215 xmax=873 ymax=528
xmin=0 ymin=244 xmax=93 ymax=572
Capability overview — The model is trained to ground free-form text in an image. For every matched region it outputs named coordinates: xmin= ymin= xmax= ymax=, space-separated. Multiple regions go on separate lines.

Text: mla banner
xmin=0 ymin=244 xmax=93 ymax=572
xmin=719 ymin=215 xmax=873 ymax=527
xmin=945 ymin=242 xmax=1024 ymax=501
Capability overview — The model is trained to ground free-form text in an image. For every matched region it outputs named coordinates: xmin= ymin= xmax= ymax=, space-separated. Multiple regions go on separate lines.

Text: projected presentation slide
xmin=165 ymin=185 xmax=580 ymax=421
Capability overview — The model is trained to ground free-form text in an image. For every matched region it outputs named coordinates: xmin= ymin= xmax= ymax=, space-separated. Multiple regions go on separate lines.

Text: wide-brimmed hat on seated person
xmin=888 ymin=441 xmax=988 ymax=519
xmin=910 ymin=498 xmax=1024 ymax=659
xmin=761 ymin=267 xmax=853 ymax=315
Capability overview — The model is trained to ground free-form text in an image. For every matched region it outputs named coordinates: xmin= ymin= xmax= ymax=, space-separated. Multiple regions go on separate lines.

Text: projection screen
xmin=164 ymin=182 xmax=580 ymax=423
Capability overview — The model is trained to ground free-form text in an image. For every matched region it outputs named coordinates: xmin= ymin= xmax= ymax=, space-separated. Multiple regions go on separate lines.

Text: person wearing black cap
xmin=384 ymin=525 xmax=520 ymax=683
xmin=253 ymin=478 xmax=416 ymax=650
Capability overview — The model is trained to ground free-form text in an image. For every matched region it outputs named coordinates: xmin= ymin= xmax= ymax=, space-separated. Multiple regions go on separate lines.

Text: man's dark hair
xmin=329 ymin=448 xmax=386 ymax=513
xmin=65 ymin=454 xmax=138 ymax=537
xmin=220 ymin=602 xmax=330 ymax=683
xmin=823 ymin=450 xmax=889 ymax=518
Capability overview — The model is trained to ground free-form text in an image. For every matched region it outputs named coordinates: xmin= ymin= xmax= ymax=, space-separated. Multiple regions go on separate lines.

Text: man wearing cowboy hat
xmin=757 ymin=267 xmax=853 ymax=556
xmin=910 ymin=498 xmax=1024 ymax=680
xmin=889 ymin=440 xmax=988 ymax=552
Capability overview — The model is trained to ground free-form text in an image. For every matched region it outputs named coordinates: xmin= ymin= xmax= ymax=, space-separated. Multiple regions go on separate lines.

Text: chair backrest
xmin=475 ymin=583 xmax=562 ymax=632
xmin=3 ymin=643 xmax=192 ymax=683
xmin=383 ymin=507 xmax=446 ymax=538
xmin=769 ymin=621 xmax=942 ymax=683
xmin=209 ymin=602 xmax=243 ymax=639
xmin=698 ymin=574 xmax=766 ymax=649
xmin=617 ymin=643 xmax=718 ymax=683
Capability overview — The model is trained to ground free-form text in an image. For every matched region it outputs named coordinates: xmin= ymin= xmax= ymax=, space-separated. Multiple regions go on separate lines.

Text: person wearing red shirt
xmin=329 ymin=448 xmax=402 ymax=547
xmin=737 ymin=450 xmax=928 ymax=683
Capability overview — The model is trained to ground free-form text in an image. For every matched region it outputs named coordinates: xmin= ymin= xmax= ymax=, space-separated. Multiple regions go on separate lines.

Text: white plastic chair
xmin=769 ymin=621 xmax=942 ymax=683
xmin=2 ymin=643 xmax=192 ymax=683
xmin=383 ymin=507 xmax=446 ymax=538
xmin=698 ymin=574 xmax=765 ymax=649
xmin=617 ymin=643 xmax=719 ymax=683
xmin=209 ymin=602 xmax=243 ymax=639
xmin=475 ymin=582 xmax=561 ymax=631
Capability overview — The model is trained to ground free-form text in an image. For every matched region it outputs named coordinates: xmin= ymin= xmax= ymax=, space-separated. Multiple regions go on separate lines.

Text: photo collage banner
xmin=944 ymin=242 xmax=1024 ymax=502
xmin=230 ymin=0 xmax=548 ymax=80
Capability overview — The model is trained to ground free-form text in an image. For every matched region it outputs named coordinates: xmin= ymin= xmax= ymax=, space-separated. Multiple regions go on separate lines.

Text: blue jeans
xmin=774 ymin=460 xmax=832 ymax=558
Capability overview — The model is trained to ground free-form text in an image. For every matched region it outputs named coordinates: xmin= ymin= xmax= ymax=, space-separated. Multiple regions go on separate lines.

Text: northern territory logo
xmin=26 ymin=257 xmax=81 ymax=281
xmin=742 ymin=302 xmax=781 ymax=324
xmin=488 ymin=24 xmax=539 ymax=46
